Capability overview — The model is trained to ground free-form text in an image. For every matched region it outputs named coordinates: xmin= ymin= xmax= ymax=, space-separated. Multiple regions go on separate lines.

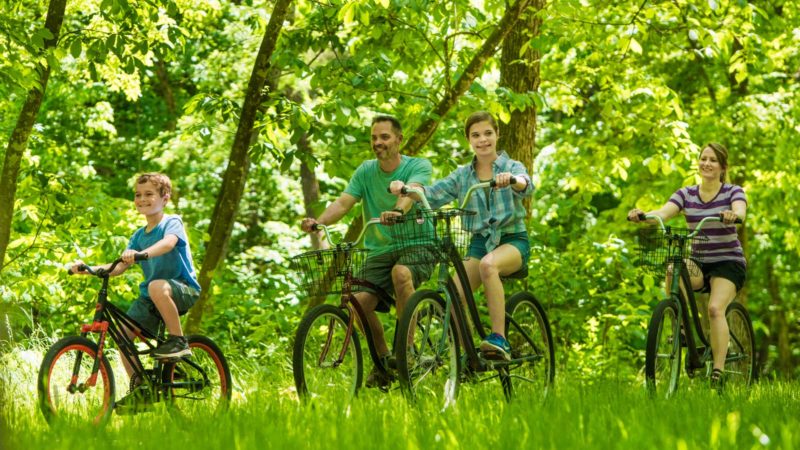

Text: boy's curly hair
xmin=136 ymin=173 xmax=172 ymax=198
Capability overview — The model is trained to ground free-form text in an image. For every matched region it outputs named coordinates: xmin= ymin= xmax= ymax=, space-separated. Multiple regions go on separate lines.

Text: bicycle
xmin=292 ymin=218 xmax=405 ymax=399
xmin=389 ymin=179 xmax=555 ymax=406
xmin=631 ymin=213 xmax=756 ymax=397
xmin=37 ymin=253 xmax=232 ymax=425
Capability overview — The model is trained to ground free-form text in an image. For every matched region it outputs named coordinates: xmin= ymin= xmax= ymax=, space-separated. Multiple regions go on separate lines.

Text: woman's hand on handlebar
xmin=301 ymin=217 xmax=319 ymax=233
xmin=720 ymin=210 xmax=739 ymax=224
xmin=627 ymin=208 xmax=645 ymax=223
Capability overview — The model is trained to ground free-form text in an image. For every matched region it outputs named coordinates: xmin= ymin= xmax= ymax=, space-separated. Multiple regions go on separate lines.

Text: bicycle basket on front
xmin=289 ymin=245 xmax=369 ymax=297
xmin=635 ymin=227 xmax=709 ymax=277
xmin=385 ymin=209 xmax=476 ymax=265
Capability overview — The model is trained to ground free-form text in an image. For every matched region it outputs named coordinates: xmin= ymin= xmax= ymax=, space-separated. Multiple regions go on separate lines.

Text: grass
xmin=1 ymin=344 xmax=798 ymax=450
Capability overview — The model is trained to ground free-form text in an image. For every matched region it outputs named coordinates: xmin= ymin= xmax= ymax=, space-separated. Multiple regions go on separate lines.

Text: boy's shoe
xmin=480 ymin=333 xmax=511 ymax=361
xmin=152 ymin=335 xmax=191 ymax=360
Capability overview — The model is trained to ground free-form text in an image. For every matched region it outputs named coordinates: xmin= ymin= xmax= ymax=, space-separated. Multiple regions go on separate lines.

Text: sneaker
xmin=710 ymin=368 xmax=725 ymax=394
xmin=480 ymin=333 xmax=511 ymax=361
xmin=115 ymin=375 xmax=153 ymax=415
xmin=365 ymin=366 xmax=394 ymax=391
xmin=152 ymin=335 xmax=191 ymax=360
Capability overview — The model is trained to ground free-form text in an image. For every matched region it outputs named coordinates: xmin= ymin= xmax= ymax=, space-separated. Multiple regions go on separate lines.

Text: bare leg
xmin=479 ymin=244 xmax=522 ymax=337
xmin=708 ymin=277 xmax=737 ymax=371
xmin=453 ymin=258 xmax=482 ymax=343
xmin=353 ymin=291 xmax=389 ymax=356
xmin=148 ymin=280 xmax=183 ymax=337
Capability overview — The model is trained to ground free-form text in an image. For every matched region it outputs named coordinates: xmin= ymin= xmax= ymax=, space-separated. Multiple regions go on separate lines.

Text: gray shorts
xmin=127 ymin=279 xmax=200 ymax=335
xmin=354 ymin=248 xmax=435 ymax=313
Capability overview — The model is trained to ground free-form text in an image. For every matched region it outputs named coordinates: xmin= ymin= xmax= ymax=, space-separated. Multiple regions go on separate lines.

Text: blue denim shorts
xmin=127 ymin=279 xmax=200 ymax=335
xmin=467 ymin=231 xmax=530 ymax=265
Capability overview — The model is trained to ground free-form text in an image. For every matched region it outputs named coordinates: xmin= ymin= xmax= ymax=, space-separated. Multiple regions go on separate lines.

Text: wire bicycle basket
xmin=385 ymin=209 xmax=476 ymax=265
xmin=289 ymin=245 xmax=369 ymax=297
xmin=635 ymin=227 xmax=709 ymax=277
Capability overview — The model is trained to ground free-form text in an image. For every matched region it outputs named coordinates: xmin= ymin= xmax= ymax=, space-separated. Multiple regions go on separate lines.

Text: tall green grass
xmin=2 ymin=344 xmax=798 ymax=450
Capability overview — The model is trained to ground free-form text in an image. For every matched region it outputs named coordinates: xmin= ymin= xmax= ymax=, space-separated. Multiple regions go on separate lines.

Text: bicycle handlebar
xmin=308 ymin=218 xmax=382 ymax=247
xmin=389 ymin=176 xmax=519 ymax=210
xmin=69 ymin=253 xmax=149 ymax=277
xmin=629 ymin=213 xmax=742 ymax=236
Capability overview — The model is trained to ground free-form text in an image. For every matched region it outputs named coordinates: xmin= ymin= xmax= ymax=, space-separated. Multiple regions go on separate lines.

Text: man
xmin=301 ymin=115 xmax=433 ymax=388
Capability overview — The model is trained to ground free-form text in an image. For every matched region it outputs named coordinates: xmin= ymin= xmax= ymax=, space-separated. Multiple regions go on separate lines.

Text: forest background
xmin=1 ymin=0 xmax=798 ymax=389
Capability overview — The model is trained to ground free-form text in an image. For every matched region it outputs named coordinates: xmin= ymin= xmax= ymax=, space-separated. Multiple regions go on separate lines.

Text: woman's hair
xmin=137 ymin=173 xmax=172 ymax=198
xmin=464 ymin=111 xmax=498 ymax=137
xmin=703 ymin=142 xmax=729 ymax=182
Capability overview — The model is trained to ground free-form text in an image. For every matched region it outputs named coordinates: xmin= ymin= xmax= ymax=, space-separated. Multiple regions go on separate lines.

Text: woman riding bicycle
xmin=627 ymin=142 xmax=746 ymax=388
xmin=390 ymin=111 xmax=533 ymax=360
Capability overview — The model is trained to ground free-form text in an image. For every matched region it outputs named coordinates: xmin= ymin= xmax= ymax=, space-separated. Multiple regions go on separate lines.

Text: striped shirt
xmin=424 ymin=151 xmax=532 ymax=253
xmin=668 ymin=184 xmax=747 ymax=267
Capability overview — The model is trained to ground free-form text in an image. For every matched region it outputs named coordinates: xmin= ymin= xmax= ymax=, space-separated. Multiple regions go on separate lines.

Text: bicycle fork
xmin=69 ymin=321 xmax=110 ymax=392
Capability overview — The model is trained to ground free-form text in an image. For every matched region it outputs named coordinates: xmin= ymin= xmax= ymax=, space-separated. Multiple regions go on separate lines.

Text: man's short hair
xmin=371 ymin=115 xmax=402 ymax=135
xmin=136 ymin=173 xmax=172 ymax=198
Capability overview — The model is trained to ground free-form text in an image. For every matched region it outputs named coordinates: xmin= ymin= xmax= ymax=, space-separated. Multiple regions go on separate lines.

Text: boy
xmin=71 ymin=173 xmax=200 ymax=405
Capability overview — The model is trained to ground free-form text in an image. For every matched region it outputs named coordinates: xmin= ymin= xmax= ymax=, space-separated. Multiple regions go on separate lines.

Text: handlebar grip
xmin=386 ymin=186 xmax=411 ymax=194
xmin=718 ymin=213 xmax=743 ymax=224
xmin=134 ymin=252 xmax=149 ymax=262
xmin=310 ymin=224 xmax=322 ymax=231
xmin=626 ymin=213 xmax=647 ymax=222
xmin=489 ymin=176 xmax=518 ymax=188
xmin=67 ymin=263 xmax=90 ymax=275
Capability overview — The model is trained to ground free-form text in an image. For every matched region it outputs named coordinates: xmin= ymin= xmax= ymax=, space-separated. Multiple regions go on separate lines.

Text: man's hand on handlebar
xmin=301 ymin=217 xmax=320 ymax=233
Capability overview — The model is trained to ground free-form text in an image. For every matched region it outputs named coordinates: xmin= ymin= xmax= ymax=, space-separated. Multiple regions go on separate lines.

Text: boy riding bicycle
xmin=70 ymin=173 xmax=201 ymax=406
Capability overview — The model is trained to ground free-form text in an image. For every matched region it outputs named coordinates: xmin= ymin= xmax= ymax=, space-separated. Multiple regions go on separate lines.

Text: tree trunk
xmin=402 ymin=0 xmax=533 ymax=156
xmin=154 ymin=58 xmax=177 ymax=132
xmin=0 ymin=0 xmax=67 ymax=273
xmin=766 ymin=258 xmax=791 ymax=377
xmin=185 ymin=0 xmax=293 ymax=332
xmin=498 ymin=0 xmax=544 ymax=215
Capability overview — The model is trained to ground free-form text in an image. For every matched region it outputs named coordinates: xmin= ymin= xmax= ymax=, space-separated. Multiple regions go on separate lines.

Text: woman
xmin=390 ymin=111 xmax=533 ymax=360
xmin=628 ymin=142 xmax=746 ymax=388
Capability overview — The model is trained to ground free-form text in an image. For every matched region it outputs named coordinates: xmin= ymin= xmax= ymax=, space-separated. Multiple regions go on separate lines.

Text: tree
xmin=0 ymin=0 xmax=67 ymax=272
xmin=185 ymin=0 xmax=293 ymax=331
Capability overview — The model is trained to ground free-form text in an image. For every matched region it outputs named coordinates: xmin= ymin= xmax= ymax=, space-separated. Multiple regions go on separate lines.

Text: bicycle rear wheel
xmin=503 ymin=292 xmax=555 ymax=400
xmin=293 ymin=304 xmax=363 ymax=400
xmin=38 ymin=336 xmax=115 ymax=425
xmin=162 ymin=335 xmax=232 ymax=415
xmin=396 ymin=289 xmax=459 ymax=407
xmin=644 ymin=299 xmax=682 ymax=398
xmin=724 ymin=302 xmax=756 ymax=388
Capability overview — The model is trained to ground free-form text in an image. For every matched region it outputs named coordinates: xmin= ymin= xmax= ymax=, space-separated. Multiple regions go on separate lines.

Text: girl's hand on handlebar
xmin=627 ymin=208 xmax=645 ymax=222
xmin=720 ymin=210 xmax=739 ymax=224
xmin=494 ymin=172 xmax=524 ymax=189
xmin=389 ymin=180 xmax=407 ymax=196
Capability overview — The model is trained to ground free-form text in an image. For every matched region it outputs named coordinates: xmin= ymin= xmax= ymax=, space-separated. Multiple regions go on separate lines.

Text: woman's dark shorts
xmin=694 ymin=260 xmax=747 ymax=293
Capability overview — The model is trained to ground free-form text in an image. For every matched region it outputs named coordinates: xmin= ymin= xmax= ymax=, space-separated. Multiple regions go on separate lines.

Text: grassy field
xmin=1 ymin=346 xmax=798 ymax=450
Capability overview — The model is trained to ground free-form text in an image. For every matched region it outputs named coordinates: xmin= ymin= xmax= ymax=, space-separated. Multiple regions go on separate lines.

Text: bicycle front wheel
xmin=162 ymin=335 xmax=232 ymax=415
xmin=504 ymin=292 xmax=555 ymax=400
xmin=644 ymin=300 xmax=682 ymax=398
xmin=38 ymin=336 xmax=115 ymax=425
xmin=293 ymin=304 xmax=363 ymax=400
xmin=725 ymin=302 xmax=756 ymax=388
xmin=396 ymin=289 xmax=460 ymax=407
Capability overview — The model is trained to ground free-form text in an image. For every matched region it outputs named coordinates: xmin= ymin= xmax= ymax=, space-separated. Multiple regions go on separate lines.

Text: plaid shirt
xmin=424 ymin=151 xmax=532 ymax=252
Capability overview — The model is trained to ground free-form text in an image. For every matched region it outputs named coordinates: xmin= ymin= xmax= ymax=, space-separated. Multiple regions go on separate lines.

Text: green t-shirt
xmin=344 ymin=155 xmax=432 ymax=254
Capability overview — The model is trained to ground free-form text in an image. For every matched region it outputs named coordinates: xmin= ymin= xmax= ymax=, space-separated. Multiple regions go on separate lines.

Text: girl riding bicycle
xmin=627 ymin=143 xmax=746 ymax=389
xmin=390 ymin=111 xmax=532 ymax=360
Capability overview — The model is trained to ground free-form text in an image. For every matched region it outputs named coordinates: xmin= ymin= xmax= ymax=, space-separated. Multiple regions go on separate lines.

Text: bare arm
xmin=723 ymin=200 xmax=746 ymax=224
xmin=628 ymin=202 xmax=681 ymax=223
xmin=302 ymin=193 xmax=358 ymax=232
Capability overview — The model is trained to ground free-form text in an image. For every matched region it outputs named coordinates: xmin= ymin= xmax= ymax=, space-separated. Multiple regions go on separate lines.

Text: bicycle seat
xmin=501 ymin=266 xmax=528 ymax=281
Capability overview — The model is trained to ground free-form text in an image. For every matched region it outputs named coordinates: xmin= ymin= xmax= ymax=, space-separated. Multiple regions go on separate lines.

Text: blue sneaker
xmin=480 ymin=333 xmax=511 ymax=361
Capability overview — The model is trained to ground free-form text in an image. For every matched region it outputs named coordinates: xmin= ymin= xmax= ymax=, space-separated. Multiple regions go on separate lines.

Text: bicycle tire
xmin=724 ymin=302 xmax=756 ymax=389
xmin=644 ymin=299 xmax=682 ymax=398
xmin=503 ymin=292 xmax=556 ymax=400
xmin=161 ymin=335 xmax=232 ymax=415
xmin=395 ymin=289 xmax=460 ymax=407
xmin=293 ymin=304 xmax=363 ymax=400
xmin=38 ymin=336 xmax=115 ymax=425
